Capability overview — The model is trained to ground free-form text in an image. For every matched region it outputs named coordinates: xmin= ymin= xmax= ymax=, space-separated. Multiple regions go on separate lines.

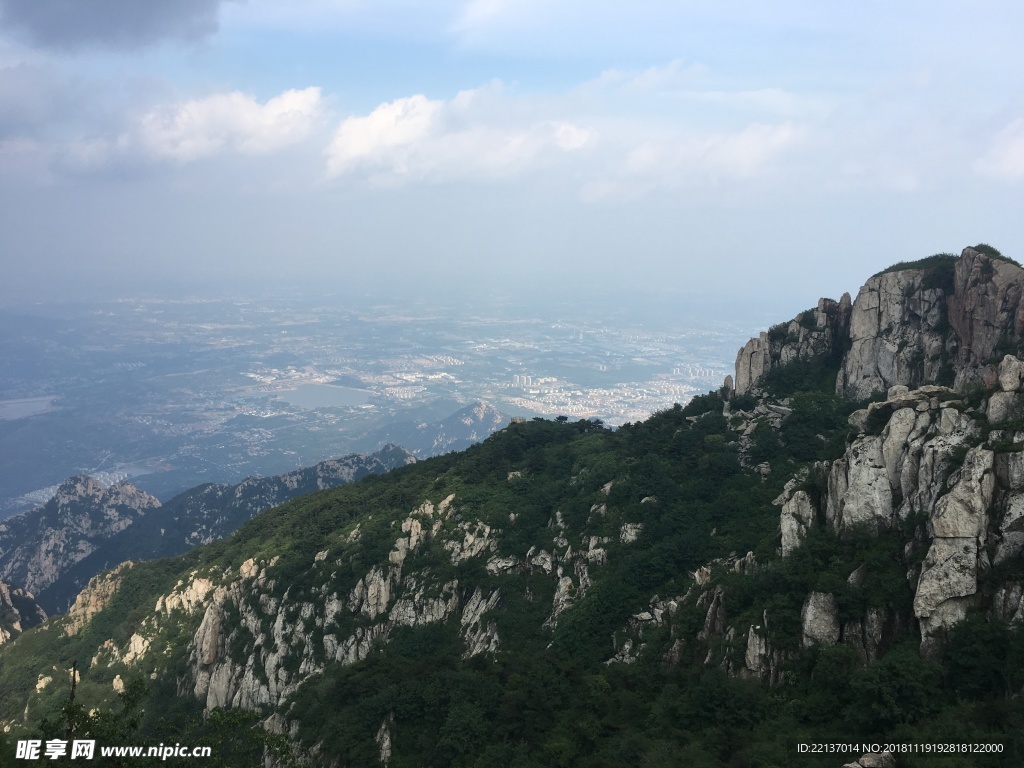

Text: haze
xmin=1 ymin=1 xmax=1022 ymax=310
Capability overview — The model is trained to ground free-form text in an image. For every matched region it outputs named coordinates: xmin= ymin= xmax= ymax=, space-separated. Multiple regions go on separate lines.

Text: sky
xmin=1 ymin=1 xmax=1023 ymax=313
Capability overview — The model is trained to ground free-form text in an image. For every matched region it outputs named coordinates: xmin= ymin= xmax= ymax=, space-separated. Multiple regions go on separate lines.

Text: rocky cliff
xmin=776 ymin=359 xmax=1024 ymax=657
xmin=0 ymin=477 xmax=160 ymax=601
xmin=735 ymin=246 xmax=1024 ymax=400
xmin=734 ymin=295 xmax=852 ymax=395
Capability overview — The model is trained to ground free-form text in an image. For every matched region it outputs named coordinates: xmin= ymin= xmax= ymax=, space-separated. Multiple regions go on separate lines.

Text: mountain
xmin=0 ymin=445 xmax=414 ymax=614
xmin=734 ymin=245 xmax=1024 ymax=398
xmin=357 ymin=401 xmax=510 ymax=457
xmin=3 ymin=246 xmax=1024 ymax=767
xmin=0 ymin=478 xmax=161 ymax=605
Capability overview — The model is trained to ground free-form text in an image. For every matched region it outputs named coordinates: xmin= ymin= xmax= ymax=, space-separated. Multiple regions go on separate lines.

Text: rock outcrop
xmin=801 ymin=592 xmax=840 ymax=647
xmin=948 ymin=251 xmax=1024 ymax=389
xmin=734 ymin=295 xmax=852 ymax=395
xmin=837 ymin=268 xmax=954 ymax=400
xmin=0 ymin=478 xmax=158 ymax=602
xmin=734 ymin=248 xmax=1024 ymax=401
xmin=185 ymin=496 xmax=518 ymax=712
xmin=62 ymin=562 xmax=134 ymax=637
xmin=778 ymin=356 xmax=1024 ymax=654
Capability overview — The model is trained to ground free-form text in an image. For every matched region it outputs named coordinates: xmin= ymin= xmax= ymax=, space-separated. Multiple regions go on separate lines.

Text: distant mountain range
xmin=0 ymin=402 xmax=509 ymax=618
xmin=0 ymin=445 xmax=414 ymax=614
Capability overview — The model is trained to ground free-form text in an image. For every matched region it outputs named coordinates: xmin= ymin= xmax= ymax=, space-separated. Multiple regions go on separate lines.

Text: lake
xmin=279 ymin=383 xmax=372 ymax=409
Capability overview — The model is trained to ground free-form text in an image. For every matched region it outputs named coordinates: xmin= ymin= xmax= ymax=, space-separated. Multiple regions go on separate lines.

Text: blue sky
xmin=1 ymin=0 xmax=1022 ymax=311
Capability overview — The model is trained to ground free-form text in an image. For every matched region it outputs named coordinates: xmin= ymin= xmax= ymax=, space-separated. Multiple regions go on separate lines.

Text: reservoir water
xmin=279 ymin=383 xmax=372 ymax=409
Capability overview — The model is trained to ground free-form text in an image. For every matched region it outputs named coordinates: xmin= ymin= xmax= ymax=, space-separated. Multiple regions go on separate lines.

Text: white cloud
xmin=622 ymin=122 xmax=801 ymax=181
xmin=583 ymin=60 xmax=706 ymax=93
xmin=325 ymin=86 xmax=594 ymax=183
xmin=325 ymin=94 xmax=441 ymax=176
xmin=139 ymin=87 xmax=323 ymax=162
xmin=974 ymin=119 xmax=1024 ymax=181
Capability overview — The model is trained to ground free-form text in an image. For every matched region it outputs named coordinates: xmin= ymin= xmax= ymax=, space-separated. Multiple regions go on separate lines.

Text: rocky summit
xmin=735 ymin=246 xmax=1024 ymax=399
xmin=3 ymin=246 xmax=1024 ymax=767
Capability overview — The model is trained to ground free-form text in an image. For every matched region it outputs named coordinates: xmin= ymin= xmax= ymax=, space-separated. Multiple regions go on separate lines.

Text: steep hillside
xmin=0 ymin=446 xmax=414 ymax=614
xmin=2 ymin=247 xmax=1024 ymax=767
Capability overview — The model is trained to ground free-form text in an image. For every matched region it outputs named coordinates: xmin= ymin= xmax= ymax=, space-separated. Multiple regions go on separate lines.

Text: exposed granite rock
xmin=801 ymin=592 xmax=840 ymax=648
xmin=696 ymin=586 xmax=726 ymax=642
xmin=838 ymin=269 xmax=952 ymax=400
xmin=0 ymin=478 xmax=158 ymax=602
xmin=62 ymin=562 xmax=134 ymax=636
xmin=948 ymin=250 xmax=1024 ymax=389
xmin=607 ymin=595 xmax=682 ymax=665
xmin=826 ymin=437 xmax=893 ymax=531
xmin=734 ymin=248 xmax=1024 ymax=401
xmin=740 ymin=620 xmax=785 ymax=684
xmin=182 ymin=495 xmax=534 ymax=712
xmin=842 ymin=606 xmax=889 ymax=665
xmin=779 ymin=489 xmax=816 ymax=557
xmin=991 ymin=583 xmax=1024 ymax=623
xmin=544 ymin=576 xmax=576 ymax=628
xmin=824 ymin=386 xmax=976 ymax=537
xmin=734 ymin=295 xmax=852 ymax=395
xmin=460 ymin=587 xmax=501 ymax=658
xmin=376 ymin=714 xmax=394 ymax=766
xmin=619 ymin=522 xmax=642 ymax=543
xmin=840 ymin=754 xmax=897 ymax=768
xmin=837 ymin=248 xmax=1024 ymax=398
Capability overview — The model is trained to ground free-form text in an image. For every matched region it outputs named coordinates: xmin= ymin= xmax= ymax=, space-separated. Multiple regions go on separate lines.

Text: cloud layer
xmin=0 ymin=0 xmax=231 ymax=50
xmin=325 ymin=86 xmax=593 ymax=183
xmin=140 ymin=87 xmax=324 ymax=161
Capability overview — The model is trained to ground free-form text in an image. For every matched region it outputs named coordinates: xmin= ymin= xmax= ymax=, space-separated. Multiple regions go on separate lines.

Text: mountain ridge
xmin=0 ymin=445 xmax=415 ymax=614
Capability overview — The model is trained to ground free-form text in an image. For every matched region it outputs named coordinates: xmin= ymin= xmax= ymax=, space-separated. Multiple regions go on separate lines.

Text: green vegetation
xmin=874 ymin=252 xmax=958 ymax=279
xmin=3 ymin=349 xmax=1024 ymax=766
xmin=974 ymin=243 xmax=1021 ymax=266
xmin=873 ymin=246 xmax=1020 ymax=289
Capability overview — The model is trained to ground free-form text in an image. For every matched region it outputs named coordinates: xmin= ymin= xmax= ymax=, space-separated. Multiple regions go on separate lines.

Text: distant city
xmin=0 ymin=293 xmax=757 ymax=515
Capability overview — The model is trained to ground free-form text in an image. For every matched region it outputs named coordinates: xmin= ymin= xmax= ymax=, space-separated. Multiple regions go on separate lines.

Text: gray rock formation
xmin=779 ymin=489 xmax=816 ymax=557
xmin=948 ymin=251 xmax=1024 ymax=389
xmin=734 ymin=295 xmax=852 ymax=395
xmin=838 ymin=269 xmax=953 ymax=400
xmin=801 ymin=592 xmax=840 ymax=647
xmin=0 ymin=478 xmax=159 ymax=600
xmin=733 ymin=247 xmax=1024 ymax=401
xmin=781 ymin=359 xmax=1024 ymax=654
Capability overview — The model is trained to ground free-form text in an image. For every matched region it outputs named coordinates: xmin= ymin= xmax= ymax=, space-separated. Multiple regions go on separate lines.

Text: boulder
xmin=780 ymin=490 xmax=815 ymax=556
xmin=801 ymin=592 xmax=839 ymax=647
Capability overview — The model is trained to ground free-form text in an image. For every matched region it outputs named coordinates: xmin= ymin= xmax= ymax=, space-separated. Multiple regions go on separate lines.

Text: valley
xmin=0 ymin=293 xmax=746 ymax=516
